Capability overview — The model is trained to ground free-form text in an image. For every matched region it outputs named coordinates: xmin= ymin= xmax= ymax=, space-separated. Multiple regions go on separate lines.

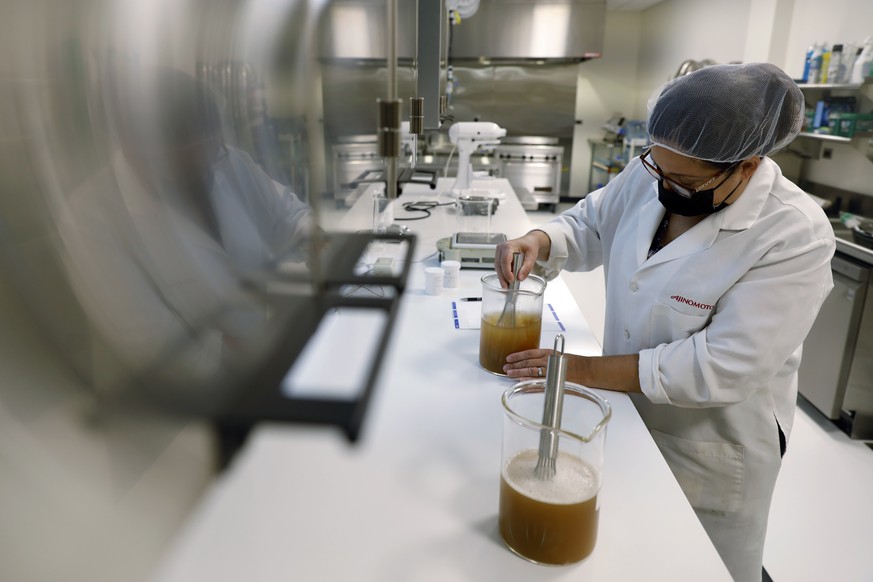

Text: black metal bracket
xmin=351 ymin=167 xmax=438 ymax=194
xmin=223 ymin=231 xmax=416 ymax=442
xmin=104 ymin=231 xmax=417 ymax=450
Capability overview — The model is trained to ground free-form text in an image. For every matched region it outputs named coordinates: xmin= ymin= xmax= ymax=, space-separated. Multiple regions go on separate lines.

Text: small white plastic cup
xmin=441 ymin=260 xmax=461 ymax=288
xmin=424 ymin=267 xmax=444 ymax=295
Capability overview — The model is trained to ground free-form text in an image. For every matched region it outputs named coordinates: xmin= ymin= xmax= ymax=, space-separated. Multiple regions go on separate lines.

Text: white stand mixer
xmin=448 ymin=121 xmax=506 ymax=195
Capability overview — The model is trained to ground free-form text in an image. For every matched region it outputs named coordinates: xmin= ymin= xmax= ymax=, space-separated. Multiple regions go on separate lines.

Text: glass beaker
xmin=499 ymin=381 xmax=612 ymax=565
xmin=457 ymin=193 xmax=495 ymax=235
xmin=479 ymin=272 xmax=546 ymax=375
xmin=372 ymin=192 xmax=393 ymax=233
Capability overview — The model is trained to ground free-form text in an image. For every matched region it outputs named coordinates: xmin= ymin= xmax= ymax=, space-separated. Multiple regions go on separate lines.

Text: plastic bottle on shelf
xmin=808 ymin=42 xmax=824 ymax=84
xmin=802 ymin=42 xmax=816 ymax=83
xmin=850 ymin=37 xmax=873 ymax=84
xmin=820 ymin=44 xmax=832 ymax=83
xmin=826 ymin=44 xmax=844 ymax=84
xmin=812 ymin=99 xmax=829 ymax=132
xmin=841 ymin=43 xmax=860 ymax=84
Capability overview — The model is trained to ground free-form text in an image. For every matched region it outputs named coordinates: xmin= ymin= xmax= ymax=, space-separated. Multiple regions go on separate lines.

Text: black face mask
xmin=656 ymin=176 xmax=741 ymax=217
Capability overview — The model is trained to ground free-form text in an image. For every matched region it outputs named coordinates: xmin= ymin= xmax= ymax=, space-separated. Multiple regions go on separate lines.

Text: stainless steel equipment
xmin=317 ymin=1 xmax=597 ymax=201
xmin=673 ymin=59 xmax=717 ymax=79
xmin=0 ymin=0 xmax=424 ymax=443
xmin=497 ymin=252 xmax=525 ymax=327
xmin=450 ymin=0 xmax=605 ymax=61
xmin=535 ymin=334 xmax=568 ymax=480
xmin=853 ymin=220 xmax=873 ymax=248
xmin=799 ymin=230 xmax=873 ymax=438
xmin=318 ymin=0 xmax=605 ymax=62
xmin=332 ymin=136 xmax=383 ymax=205
xmin=496 ymin=137 xmax=564 ymax=211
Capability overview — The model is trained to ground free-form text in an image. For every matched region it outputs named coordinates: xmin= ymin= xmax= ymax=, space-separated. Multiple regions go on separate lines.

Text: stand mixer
xmin=448 ymin=121 xmax=506 ymax=195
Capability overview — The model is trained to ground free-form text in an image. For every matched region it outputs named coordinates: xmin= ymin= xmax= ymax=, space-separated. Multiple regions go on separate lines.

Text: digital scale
xmin=437 ymin=232 xmax=507 ymax=269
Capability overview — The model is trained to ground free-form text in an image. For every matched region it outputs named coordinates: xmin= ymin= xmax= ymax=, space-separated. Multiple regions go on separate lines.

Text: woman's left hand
xmin=503 ymin=348 xmax=552 ymax=380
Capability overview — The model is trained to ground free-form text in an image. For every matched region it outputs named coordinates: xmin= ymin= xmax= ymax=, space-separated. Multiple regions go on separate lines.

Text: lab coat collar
xmin=718 ymin=156 xmax=775 ymax=231
xmin=636 ymin=191 xmax=666 ymax=266
xmin=636 ymin=185 xmax=724 ymax=268
xmin=635 ymin=158 xmax=777 ymax=268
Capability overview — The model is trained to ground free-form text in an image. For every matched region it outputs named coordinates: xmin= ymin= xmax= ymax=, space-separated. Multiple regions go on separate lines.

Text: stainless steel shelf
xmin=797 ymin=83 xmax=863 ymax=90
xmin=795 ymin=132 xmax=855 ymax=144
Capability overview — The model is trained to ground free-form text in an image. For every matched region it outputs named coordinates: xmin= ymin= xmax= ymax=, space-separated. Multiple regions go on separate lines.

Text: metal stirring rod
xmin=534 ymin=334 xmax=568 ymax=480
xmin=497 ymin=252 xmax=524 ymax=327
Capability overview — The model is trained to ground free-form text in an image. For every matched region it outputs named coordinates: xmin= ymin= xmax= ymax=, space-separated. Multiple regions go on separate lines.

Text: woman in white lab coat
xmin=497 ymin=63 xmax=835 ymax=581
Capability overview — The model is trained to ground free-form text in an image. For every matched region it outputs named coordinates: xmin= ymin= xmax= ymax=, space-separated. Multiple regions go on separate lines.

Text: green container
xmin=829 ymin=112 xmax=873 ymax=137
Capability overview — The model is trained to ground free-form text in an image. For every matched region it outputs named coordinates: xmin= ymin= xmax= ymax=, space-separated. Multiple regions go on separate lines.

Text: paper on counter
xmin=452 ymin=300 xmax=565 ymax=332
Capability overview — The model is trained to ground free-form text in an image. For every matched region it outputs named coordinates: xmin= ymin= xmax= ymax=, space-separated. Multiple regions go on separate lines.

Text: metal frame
xmin=221 ymin=231 xmax=417 ymax=442
xmin=106 ymin=232 xmax=416 ymax=444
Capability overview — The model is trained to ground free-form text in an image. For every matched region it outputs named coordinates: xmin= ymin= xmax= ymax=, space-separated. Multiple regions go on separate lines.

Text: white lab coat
xmin=537 ymin=156 xmax=835 ymax=581
xmin=57 ymin=147 xmax=314 ymax=386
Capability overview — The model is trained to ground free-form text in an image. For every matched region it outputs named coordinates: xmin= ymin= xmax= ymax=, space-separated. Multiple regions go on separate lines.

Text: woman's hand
xmin=494 ymin=230 xmax=551 ymax=288
xmin=505 ymin=350 xmax=643 ymax=394
xmin=503 ymin=348 xmax=553 ymax=380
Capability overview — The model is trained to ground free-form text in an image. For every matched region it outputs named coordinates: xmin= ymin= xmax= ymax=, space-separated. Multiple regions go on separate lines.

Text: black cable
xmin=395 ymin=200 xmax=454 ymax=221
xmin=413 ymin=250 xmax=439 ymax=263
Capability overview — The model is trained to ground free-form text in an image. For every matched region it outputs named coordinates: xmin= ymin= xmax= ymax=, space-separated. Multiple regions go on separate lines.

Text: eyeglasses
xmin=639 ymin=148 xmax=739 ymax=198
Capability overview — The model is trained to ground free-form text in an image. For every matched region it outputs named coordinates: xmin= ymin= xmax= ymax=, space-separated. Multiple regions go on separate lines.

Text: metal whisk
xmin=497 ymin=252 xmax=524 ymax=327
xmin=534 ymin=334 xmax=568 ymax=480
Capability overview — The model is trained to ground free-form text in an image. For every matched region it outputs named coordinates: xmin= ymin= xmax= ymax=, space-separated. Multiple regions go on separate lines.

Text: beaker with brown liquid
xmin=479 ymin=273 xmax=546 ymax=375
xmin=499 ymin=382 xmax=611 ymax=565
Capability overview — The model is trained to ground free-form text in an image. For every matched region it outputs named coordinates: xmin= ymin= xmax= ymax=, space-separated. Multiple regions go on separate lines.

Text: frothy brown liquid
xmin=499 ymin=449 xmax=599 ymax=565
xmin=479 ymin=312 xmax=542 ymax=374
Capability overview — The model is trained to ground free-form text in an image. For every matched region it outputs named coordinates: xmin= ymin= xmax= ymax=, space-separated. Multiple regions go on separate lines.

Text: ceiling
xmin=605 ymin=0 xmax=664 ymax=11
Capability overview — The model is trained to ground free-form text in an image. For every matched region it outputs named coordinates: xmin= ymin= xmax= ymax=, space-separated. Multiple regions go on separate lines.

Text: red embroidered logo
xmin=671 ymin=295 xmax=714 ymax=311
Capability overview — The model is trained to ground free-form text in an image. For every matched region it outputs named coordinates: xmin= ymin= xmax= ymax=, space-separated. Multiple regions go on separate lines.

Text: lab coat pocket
xmin=649 ymin=300 xmax=710 ymax=346
xmin=650 ymin=429 xmax=744 ymax=516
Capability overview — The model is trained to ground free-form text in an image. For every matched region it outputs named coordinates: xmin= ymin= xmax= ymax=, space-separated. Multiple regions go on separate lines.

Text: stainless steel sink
xmin=830 ymin=218 xmax=854 ymax=242
xmin=829 ymin=218 xmax=873 ymax=267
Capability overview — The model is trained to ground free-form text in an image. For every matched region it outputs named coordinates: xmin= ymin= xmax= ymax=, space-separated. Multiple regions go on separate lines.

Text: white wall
xmin=572 ymin=0 xmax=753 ymax=197
xmin=571 ymin=11 xmax=644 ymax=196
xmin=636 ymin=0 xmax=751 ymax=115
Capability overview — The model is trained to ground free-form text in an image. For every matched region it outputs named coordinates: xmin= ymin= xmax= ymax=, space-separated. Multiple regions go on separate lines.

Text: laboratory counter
xmin=152 ymin=179 xmax=732 ymax=581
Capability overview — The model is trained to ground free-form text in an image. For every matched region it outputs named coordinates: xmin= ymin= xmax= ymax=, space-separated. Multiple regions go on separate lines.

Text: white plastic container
xmin=841 ymin=43 xmax=860 ymax=84
xmin=440 ymin=260 xmax=461 ymax=288
xmin=424 ymin=267 xmax=444 ymax=295
xmin=850 ymin=37 xmax=873 ymax=84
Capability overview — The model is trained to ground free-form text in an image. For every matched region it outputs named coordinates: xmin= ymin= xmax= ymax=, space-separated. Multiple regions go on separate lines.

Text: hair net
xmin=647 ymin=63 xmax=804 ymax=163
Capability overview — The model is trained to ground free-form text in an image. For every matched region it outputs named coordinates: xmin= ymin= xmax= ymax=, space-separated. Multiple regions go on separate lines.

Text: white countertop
xmin=151 ymin=179 xmax=731 ymax=581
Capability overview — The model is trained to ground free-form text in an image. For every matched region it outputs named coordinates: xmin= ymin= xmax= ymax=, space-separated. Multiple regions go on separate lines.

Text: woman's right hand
xmin=494 ymin=229 xmax=551 ymax=288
